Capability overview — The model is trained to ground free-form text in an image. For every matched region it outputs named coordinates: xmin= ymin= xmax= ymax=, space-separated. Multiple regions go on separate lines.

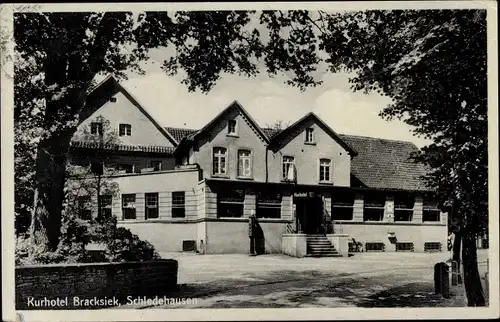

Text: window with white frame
xmin=319 ymin=159 xmax=331 ymax=182
xmin=145 ymin=193 xmax=159 ymax=219
xmin=305 ymin=127 xmax=314 ymax=143
xmin=90 ymin=122 xmax=103 ymax=135
xmin=99 ymin=195 xmax=112 ymax=218
xmin=77 ymin=196 xmax=92 ymax=220
xmin=119 ymin=123 xmax=132 ymax=136
xmin=172 ymin=191 xmax=186 ymax=218
xmin=212 ymin=147 xmax=227 ymax=175
xmin=394 ymin=194 xmax=415 ymax=221
xmin=122 ymin=194 xmax=136 ymax=220
xmin=227 ymin=119 xmax=237 ymax=135
xmin=238 ymin=150 xmax=252 ymax=178
xmin=282 ymin=156 xmax=295 ymax=180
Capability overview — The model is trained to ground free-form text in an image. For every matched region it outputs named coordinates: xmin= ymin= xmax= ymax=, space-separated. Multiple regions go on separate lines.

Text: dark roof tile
xmin=164 ymin=127 xmax=198 ymax=143
xmin=261 ymin=127 xmax=282 ymax=139
xmin=70 ymin=140 xmax=175 ymax=154
xmin=339 ymin=134 xmax=431 ymax=191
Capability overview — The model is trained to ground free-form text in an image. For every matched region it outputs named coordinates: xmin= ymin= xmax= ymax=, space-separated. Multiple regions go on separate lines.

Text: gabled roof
xmin=81 ymin=75 xmax=179 ymax=147
xmin=189 ymin=100 xmax=270 ymax=143
xmin=164 ymin=127 xmax=198 ymax=144
xmin=164 ymin=124 xmax=431 ymax=191
xmin=339 ymin=134 xmax=431 ymax=191
xmin=269 ymin=112 xmax=358 ymax=156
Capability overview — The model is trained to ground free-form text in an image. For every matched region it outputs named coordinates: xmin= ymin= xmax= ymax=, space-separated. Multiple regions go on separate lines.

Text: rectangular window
xmin=77 ymin=196 xmax=92 ymax=220
xmin=172 ymin=191 xmax=185 ymax=218
xmin=394 ymin=194 xmax=415 ymax=222
xmin=150 ymin=160 xmax=162 ymax=171
xmin=90 ymin=122 xmax=103 ymax=135
xmin=363 ymin=194 xmax=385 ymax=221
xmin=424 ymin=242 xmax=442 ymax=252
xmin=145 ymin=193 xmax=159 ymax=219
xmin=422 ymin=199 xmax=440 ymax=222
xmin=238 ymin=150 xmax=252 ymax=178
xmin=99 ymin=195 xmax=112 ymax=218
xmin=110 ymin=97 xmax=117 ymax=103
xmin=213 ymin=147 xmax=227 ymax=175
xmin=319 ymin=159 xmax=331 ymax=182
xmin=282 ymin=156 xmax=295 ymax=180
xmin=257 ymin=190 xmax=281 ymax=219
xmin=228 ymin=119 xmax=237 ymax=135
xmin=119 ymin=123 xmax=132 ymax=136
xmin=217 ymin=189 xmax=244 ymax=218
xmin=396 ymin=242 xmax=414 ymax=252
xmin=118 ymin=164 xmax=134 ymax=174
xmin=305 ymin=127 xmax=314 ymax=143
xmin=332 ymin=190 xmax=355 ymax=220
xmin=122 ymin=194 xmax=136 ymax=220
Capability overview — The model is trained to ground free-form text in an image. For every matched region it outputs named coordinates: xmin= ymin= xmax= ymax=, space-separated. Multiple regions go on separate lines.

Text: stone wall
xmin=16 ymin=260 xmax=178 ymax=310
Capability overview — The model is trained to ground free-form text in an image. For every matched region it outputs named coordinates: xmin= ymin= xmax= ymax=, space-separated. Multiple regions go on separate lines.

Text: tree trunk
xmin=30 ymin=130 xmax=74 ymax=252
xmin=462 ymin=231 xmax=486 ymax=306
xmin=453 ymin=231 xmax=461 ymax=262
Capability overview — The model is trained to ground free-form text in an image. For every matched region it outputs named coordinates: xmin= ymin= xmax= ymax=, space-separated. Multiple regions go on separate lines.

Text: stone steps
xmin=306 ymin=235 xmax=342 ymax=257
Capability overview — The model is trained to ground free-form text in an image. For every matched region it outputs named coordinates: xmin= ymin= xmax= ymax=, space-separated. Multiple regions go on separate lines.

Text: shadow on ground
xmin=160 ymin=269 xmax=462 ymax=308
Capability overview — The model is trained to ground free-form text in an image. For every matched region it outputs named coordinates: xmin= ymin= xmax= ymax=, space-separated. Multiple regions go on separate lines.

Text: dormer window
xmin=90 ymin=122 xmax=103 ymax=135
xmin=305 ymin=127 xmax=315 ymax=143
xmin=228 ymin=119 xmax=237 ymax=135
xmin=119 ymin=123 xmax=132 ymax=136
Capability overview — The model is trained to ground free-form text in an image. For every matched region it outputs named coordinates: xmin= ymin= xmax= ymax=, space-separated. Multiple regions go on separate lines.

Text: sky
xmin=113 ymin=47 xmax=432 ymax=148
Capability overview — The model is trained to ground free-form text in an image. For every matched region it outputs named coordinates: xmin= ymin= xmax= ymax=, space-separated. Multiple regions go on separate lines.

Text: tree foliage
xmin=16 ymin=117 xmax=159 ymax=265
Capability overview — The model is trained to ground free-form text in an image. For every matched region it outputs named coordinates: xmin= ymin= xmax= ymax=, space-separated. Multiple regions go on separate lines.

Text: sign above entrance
xmin=294 ymin=192 xmax=317 ymax=198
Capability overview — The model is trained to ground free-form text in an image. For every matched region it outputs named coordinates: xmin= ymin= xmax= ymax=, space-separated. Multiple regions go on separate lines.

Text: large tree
xmin=14 ymin=11 xmax=262 ymax=251
xmin=14 ymin=9 xmax=487 ymax=306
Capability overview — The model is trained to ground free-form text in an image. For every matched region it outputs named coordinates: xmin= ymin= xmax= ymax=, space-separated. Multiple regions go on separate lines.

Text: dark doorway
xmin=295 ymin=196 xmax=324 ymax=234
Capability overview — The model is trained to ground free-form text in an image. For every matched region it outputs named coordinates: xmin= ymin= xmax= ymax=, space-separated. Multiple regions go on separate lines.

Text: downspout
xmin=265 ymin=144 xmax=269 ymax=183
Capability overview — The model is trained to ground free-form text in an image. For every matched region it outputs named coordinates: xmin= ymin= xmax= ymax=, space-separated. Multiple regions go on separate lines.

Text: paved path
xmin=120 ymin=251 xmax=477 ymax=309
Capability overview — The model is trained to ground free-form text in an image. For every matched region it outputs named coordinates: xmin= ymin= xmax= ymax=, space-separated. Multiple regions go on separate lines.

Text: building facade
xmin=69 ymin=75 xmax=448 ymax=256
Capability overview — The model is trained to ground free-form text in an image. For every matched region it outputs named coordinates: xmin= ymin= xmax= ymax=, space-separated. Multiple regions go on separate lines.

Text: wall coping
xmin=333 ymin=220 xmax=446 ymax=226
xmin=118 ymin=218 xmax=293 ymax=224
xmin=110 ymin=167 xmax=198 ymax=178
xmin=16 ymin=259 xmax=177 ymax=270
xmin=282 ymin=234 xmax=307 ymax=237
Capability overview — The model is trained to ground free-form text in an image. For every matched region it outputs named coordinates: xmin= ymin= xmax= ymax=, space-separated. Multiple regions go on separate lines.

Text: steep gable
xmin=191 ymin=100 xmax=270 ymax=144
xmin=74 ymin=75 xmax=178 ymax=147
xmin=269 ymin=112 xmax=357 ymax=156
